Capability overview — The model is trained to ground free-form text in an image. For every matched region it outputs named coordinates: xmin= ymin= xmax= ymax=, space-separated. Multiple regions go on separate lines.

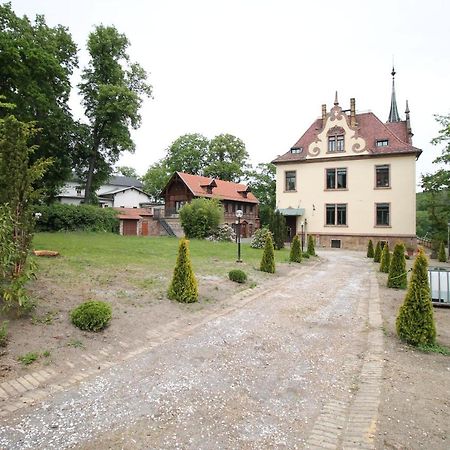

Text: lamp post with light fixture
xmin=447 ymin=222 xmax=450 ymax=262
xmin=236 ymin=209 xmax=243 ymax=262
xmin=300 ymin=220 xmax=304 ymax=254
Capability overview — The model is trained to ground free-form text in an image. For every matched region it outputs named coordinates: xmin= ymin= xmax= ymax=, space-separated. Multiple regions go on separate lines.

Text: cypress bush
xmin=270 ymin=211 xmax=286 ymax=250
xmin=438 ymin=241 xmax=447 ymax=262
xmin=260 ymin=233 xmax=275 ymax=273
xmin=307 ymin=235 xmax=316 ymax=256
xmin=396 ymin=248 xmax=436 ymax=346
xmin=70 ymin=300 xmax=112 ymax=332
xmin=289 ymin=235 xmax=302 ymax=263
xmin=373 ymin=241 xmax=382 ymax=262
xmin=387 ymin=243 xmax=407 ymax=289
xmin=380 ymin=242 xmax=390 ymax=273
xmin=367 ymin=240 xmax=374 ymax=258
xmin=168 ymin=238 xmax=198 ymax=303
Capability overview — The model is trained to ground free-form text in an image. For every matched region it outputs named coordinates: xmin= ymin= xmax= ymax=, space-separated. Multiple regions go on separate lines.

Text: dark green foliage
xmin=141 ymin=159 xmax=170 ymax=203
xmin=70 ymin=300 xmax=112 ymax=332
xmin=34 ymin=204 xmax=119 ymax=232
xmin=179 ymin=198 xmax=223 ymax=239
xmin=228 ymin=269 xmax=247 ymax=283
xmin=269 ymin=211 xmax=286 ymax=250
xmin=260 ymin=233 xmax=275 ymax=273
xmin=0 ymin=321 xmax=8 ymax=347
xmin=367 ymin=240 xmax=374 ymax=258
xmin=373 ymin=242 xmax=382 ymax=262
xmin=380 ymin=243 xmax=390 ymax=273
xmin=396 ymin=248 xmax=436 ymax=346
xmin=388 ymin=243 xmax=407 ymax=289
xmin=168 ymin=239 xmax=198 ymax=303
xmin=307 ymin=235 xmax=316 ymax=256
xmin=438 ymin=241 xmax=447 ymax=262
xmin=250 ymin=227 xmax=273 ymax=249
xmin=289 ymin=235 xmax=302 ymax=263
xmin=302 ymin=252 xmax=310 ymax=259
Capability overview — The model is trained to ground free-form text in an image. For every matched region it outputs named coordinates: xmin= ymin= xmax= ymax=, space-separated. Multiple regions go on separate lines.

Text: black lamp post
xmin=447 ymin=222 xmax=450 ymax=262
xmin=300 ymin=220 xmax=304 ymax=253
xmin=236 ymin=209 xmax=243 ymax=262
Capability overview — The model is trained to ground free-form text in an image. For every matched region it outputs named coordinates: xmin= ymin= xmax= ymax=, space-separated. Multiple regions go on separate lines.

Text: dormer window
xmin=376 ymin=139 xmax=389 ymax=147
xmin=290 ymin=147 xmax=303 ymax=154
xmin=327 ymin=126 xmax=345 ymax=153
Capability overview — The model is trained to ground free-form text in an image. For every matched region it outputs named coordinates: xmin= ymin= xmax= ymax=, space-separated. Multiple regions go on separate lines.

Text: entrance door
xmin=285 ymin=216 xmax=297 ymax=242
xmin=141 ymin=221 xmax=149 ymax=236
xmin=241 ymin=221 xmax=248 ymax=238
xmin=123 ymin=220 xmax=138 ymax=236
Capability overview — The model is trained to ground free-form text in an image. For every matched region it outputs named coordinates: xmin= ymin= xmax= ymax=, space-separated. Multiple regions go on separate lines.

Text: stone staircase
xmin=159 ymin=217 xmax=184 ymax=237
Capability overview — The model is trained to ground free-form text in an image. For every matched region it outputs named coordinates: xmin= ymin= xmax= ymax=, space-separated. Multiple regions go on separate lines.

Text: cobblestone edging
xmin=306 ymin=272 xmax=384 ymax=449
xmin=0 ymin=261 xmax=321 ymax=419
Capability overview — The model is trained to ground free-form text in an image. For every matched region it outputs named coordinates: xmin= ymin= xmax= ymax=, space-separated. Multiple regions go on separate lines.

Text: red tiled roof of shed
xmin=113 ymin=207 xmax=153 ymax=220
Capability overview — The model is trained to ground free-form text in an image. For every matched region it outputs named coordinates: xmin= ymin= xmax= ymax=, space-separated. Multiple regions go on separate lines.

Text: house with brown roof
xmin=272 ymin=69 xmax=420 ymax=250
xmin=160 ymin=172 xmax=260 ymax=237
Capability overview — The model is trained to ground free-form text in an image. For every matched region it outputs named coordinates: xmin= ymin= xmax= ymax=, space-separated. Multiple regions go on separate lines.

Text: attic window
xmin=327 ymin=126 xmax=345 ymax=153
xmin=376 ymin=139 xmax=389 ymax=147
xmin=290 ymin=147 xmax=303 ymax=154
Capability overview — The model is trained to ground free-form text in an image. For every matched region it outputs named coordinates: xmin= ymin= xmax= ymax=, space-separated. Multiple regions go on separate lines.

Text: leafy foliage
xmin=115 ymin=166 xmax=139 ymax=178
xmin=206 ymin=224 xmax=236 ymax=242
xmin=250 ymin=227 xmax=273 ymax=249
xmin=367 ymin=240 xmax=374 ymax=258
xmin=168 ymin=239 xmax=198 ymax=303
xmin=396 ymin=248 xmax=436 ymax=346
xmin=270 ymin=211 xmax=286 ymax=250
xmin=260 ymin=233 xmax=275 ymax=274
xmin=141 ymin=159 xmax=170 ymax=202
xmin=373 ymin=241 xmax=382 ymax=263
xmin=387 ymin=243 xmax=407 ymax=289
xmin=380 ymin=243 xmax=390 ymax=273
xmin=438 ymin=241 xmax=447 ymax=262
xmin=307 ymin=235 xmax=316 ymax=256
xmin=289 ymin=235 xmax=302 ymax=263
xmin=34 ymin=204 xmax=119 ymax=232
xmin=165 ymin=133 xmax=209 ymax=175
xmin=179 ymin=198 xmax=223 ymax=239
xmin=18 ymin=352 xmax=39 ymax=365
xmin=70 ymin=300 xmax=112 ymax=332
xmin=228 ymin=269 xmax=247 ymax=283
xmin=0 ymin=321 xmax=8 ymax=347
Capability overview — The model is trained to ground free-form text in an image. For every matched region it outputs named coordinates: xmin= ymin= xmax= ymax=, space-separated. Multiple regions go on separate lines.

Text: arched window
xmin=327 ymin=126 xmax=345 ymax=152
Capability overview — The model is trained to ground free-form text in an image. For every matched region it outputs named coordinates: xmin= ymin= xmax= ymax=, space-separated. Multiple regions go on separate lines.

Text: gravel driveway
xmin=0 ymin=250 xmax=381 ymax=449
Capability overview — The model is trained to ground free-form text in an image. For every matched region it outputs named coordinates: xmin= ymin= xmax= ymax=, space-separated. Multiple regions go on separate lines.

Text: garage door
xmin=123 ymin=220 xmax=138 ymax=236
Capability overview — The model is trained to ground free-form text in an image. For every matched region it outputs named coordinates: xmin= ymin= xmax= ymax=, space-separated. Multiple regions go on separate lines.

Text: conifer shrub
xmin=367 ymin=240 xmax=374 ymax=258
xmin=438 ymin=241 xmax=447 ymax=262
xmin=70 ymin=300 xmax=112 ymax=332
xmin=380 ymin=242 xmax=390 ymax=273
xmin=260 ymin=233 xmax=275 ymax=273
xmin=289 ymin=235 xmax=302 ymax=263
xmin=228 ymin=269 xmax=247 ymax=283
xmin=373 ymin=241 xmax=382 ymax=262
xmin=168 ymin=238 xmax=198 ymax=303
xmin=307 ymin=235 xmax=316 ymax=256
xmin=396 ymin=248 xmax=436 ymax=346
xmin=387 ymin=243 xmax=407 ymax=289
xmin=269 ymin=211 xmax=286 ymax=250
xmin=302 ymin=252 xmax=310 ymax=259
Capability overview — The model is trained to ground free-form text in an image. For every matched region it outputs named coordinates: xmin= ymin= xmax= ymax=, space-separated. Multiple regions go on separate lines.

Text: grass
xmin=418 ymin=343 xmax=450 ymax=356
xmin=18 ymin=352 xmax=39 ymax=365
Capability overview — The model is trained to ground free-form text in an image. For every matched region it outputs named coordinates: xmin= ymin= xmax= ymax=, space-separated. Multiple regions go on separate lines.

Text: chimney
xmin=350 ymin=98 xmax=356 ymax=127
xmin=321 ymin=104 xmax=327 ymax=123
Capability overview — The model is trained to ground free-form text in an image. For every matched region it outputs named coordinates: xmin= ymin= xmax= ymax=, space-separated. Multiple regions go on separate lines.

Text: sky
xmin=6 ymin=0 xmax=450 ymax=188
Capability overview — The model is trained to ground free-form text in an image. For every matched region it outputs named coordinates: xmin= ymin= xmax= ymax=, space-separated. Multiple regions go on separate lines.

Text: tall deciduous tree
xmin=77 ymin=25 xmax=152 ymax=203
xmin=205 ymin=134 xmax=249 ymax=182
xmin=165 ymin=133 xmax=209 ymax=175
xmin=0 ymin=3 xmax=78 ymax=200
xmin=141 ymin=159 xmax=171 ymax=202
xmin=115 ymin=166 xmax=139 ymax=179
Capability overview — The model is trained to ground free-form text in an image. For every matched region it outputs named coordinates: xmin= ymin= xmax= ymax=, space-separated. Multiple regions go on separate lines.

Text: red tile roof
xmin=113 ymin=207 xmax=153 ymax=220
xmin=273 ymin=111 xmax=421 ymax=163
xmin=176 ymin=172 xmax=259 ymax=204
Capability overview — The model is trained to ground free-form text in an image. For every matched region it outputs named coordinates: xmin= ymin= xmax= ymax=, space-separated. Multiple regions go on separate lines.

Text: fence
xmin=428 ymin=267 xmax=450 ymax=305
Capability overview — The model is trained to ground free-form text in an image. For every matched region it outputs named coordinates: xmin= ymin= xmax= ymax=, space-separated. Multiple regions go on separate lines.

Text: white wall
xmin=112 ymin=189 xmax=151 ymax=208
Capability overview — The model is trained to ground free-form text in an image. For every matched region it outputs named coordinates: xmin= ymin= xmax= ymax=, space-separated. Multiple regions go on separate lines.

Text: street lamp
xmin=300 ymin=220 xmax=304 ymax=253
xmin=236 ymin=209 xmax=243 ymax=262
xmin=447 ymin=222 xmax=450 ymax=262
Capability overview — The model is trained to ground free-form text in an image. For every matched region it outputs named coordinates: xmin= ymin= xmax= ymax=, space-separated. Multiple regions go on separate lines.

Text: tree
xmin=245 ymin=163 xmax=276 ymax=226
xmin=307 ymin=235 xmax=316 ymax=256
xmin=373 ymin=241 xmax=382 ymax=263
xmin=438 ymin=241 xmax=447 ymax=262
xmin=260 ymin=233 xmax=275 ymax=274
xmin=380 ymin=242 xmax=390 ymax=273
xmin=179 ymin=198 xmax=223 ymax=239
xmin=289 ymin=235 xmax=302 ymax=263
xmin=204 ymin=134 xmax=250 ymax=182
xmin=387 ymin=243 xmax=407 ymax=289
xmin=141 ymin=159 xmax=171 ymax=202
xmin=77 ymin=25 xmax=152 ymax=203
xmin=115 ymin=166 xmax=139 ymax=179
xmin=167 ymin=239 xmax=198 ymax=303
xmin=396 ymin=248 xmax=436 ymax=346
xmin=0 ymin=3 xmax=78 ymax=200
xmin=367 ymin=240 xmax=374 ymax=258
xmin=165 ymin=133 xmax=209 ymax=175
xmin=270 ymin=210 xmax=286 ymax=250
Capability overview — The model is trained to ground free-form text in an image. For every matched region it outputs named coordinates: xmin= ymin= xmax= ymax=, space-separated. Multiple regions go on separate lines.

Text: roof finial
xmin=334 ymin=91 xmax=339 ymax=106
xmin=388 ymin=66 xmax=401 ymax=122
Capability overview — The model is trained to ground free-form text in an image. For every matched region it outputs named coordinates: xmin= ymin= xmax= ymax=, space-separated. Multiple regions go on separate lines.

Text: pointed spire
xmin=388 ymin=66 xmax=401 ymax=122
xmin=334 ymin=91 xmax=339 ymax=106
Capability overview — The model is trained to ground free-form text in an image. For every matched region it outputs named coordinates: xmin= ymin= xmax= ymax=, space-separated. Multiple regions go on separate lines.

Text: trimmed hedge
xmin=34 ymin=204 xmax=119 ymax=232
xmin=260 ymin=233 xmax=275 ymax=273
xmin=70 ymin=300 xmax=112 ymax=332
xmin=367 ymin=240 xmax=374 ymax=258
xmin=289 ymin=235 xmax=302 ymax=263
xmin=229 ymin=269 xmax=247 ymax=283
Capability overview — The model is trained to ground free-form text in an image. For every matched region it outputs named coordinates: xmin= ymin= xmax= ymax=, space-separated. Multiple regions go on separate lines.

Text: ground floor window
xmin=331 ymin=239 xmax=341 ymax=248
xmin=376 ymin=203 xmax=390 ymax=226
xmin=326 ymin=203 xmax=347 ymax=226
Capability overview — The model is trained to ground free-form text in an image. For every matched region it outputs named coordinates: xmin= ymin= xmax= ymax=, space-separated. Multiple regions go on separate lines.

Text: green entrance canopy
xmin=277 ymin=208 xmax=305 ymax=216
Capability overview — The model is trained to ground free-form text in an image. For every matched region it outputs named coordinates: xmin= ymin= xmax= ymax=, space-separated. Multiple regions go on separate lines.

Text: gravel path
xmin=0 ymin=251 xmax=380 ymax=449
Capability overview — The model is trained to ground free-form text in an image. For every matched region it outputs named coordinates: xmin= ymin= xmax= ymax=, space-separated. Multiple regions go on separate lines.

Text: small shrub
xmin=380 ymin=243 xmax=390 ymax=273
xmin=367 ymin=240 xmax=374 ymax=258
xmin=179 ymin=198 xmax=223 ymax=239
xmin=229 ymin=269 xmax=247 ymax=283
xmin=206 ymin=224 xmax=236 ymax=242
xmin=18 ymin=352 xmax=39 ymax=365
xmin=302 ymin=252 xmax=310 ymax=259
xmin=260 ymin=233 xmax=275 ymax=273
xmin=0 ymin=321 xmax=8 ymax=347
xmin=438 ymin=241 xmax=447 ymax=262
xmin=373 ymin=242 xmax=382 ymax=262
xmin=42 ymin=350 xmax=51 ymax=358
xmin=250 ymin=227 xmax=273 ymax=249
xmin=70 ymin=300 xmax=112 ymax=332
xmin=307 ymin=235 xmax=316 ymax=256
xmin=168 ymin=238 xmax=198 ymax=303
xmin=289 ymin=235 xmax=302 ymax=263
xmin=388 ymin=243 xmax=407 ymax=289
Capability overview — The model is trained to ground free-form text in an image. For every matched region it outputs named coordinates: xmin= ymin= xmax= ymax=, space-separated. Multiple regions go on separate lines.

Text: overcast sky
xmin=7 ymin=0 xmax=450 ymax=187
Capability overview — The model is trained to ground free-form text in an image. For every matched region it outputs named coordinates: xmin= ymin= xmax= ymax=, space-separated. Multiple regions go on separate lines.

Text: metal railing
xmin=428 ymin=267 xmax=450 ymax=305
